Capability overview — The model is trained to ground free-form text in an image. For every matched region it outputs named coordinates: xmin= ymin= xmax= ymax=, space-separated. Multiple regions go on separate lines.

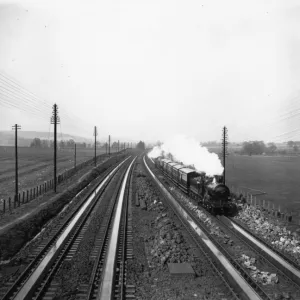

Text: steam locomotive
xmin=154 ymin=156 xmax=235 ymax=215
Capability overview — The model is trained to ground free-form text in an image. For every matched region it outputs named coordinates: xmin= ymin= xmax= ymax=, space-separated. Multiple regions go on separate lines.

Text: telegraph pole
xmin=222 ymin=126 xmax=229 ymax=184
xmin=94 ymin=126 xmax=98 ymax=166
xmin=118 ymin=140 xmax=120 ymax=152
xmin=51 ymin=104 xmax=60 ymax=193
xmin=74 ymin=143 xmax=76 ymax=168
xmin=12 ymin=124 xmax=21 ymax=206
xmin=108 ymin=135 xmax=111 ymax=156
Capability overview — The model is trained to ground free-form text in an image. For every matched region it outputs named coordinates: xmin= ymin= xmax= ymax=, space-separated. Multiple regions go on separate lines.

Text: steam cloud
xmin=148 ymin=135 xmax=224 ymax=176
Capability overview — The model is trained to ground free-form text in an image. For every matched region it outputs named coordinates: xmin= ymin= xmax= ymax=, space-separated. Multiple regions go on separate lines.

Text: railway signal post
xmin=108 ymin=135 xmax=111 ymax=156
xmin=222 ymin=126 xmax=229 ymax=185
xmin=74 ymin=143 xmax=76 ymax=169
xmin=94 ymin=126 xmax=98 ymax=167
xmin=12 ymin=124 xmax=21 ymax=207
xmin=51 ymin=104 xmax=60 ymax=193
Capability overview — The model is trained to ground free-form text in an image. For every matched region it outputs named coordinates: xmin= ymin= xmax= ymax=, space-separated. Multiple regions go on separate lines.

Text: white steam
xmin=148 ymin=135 xmax=224 ymax=176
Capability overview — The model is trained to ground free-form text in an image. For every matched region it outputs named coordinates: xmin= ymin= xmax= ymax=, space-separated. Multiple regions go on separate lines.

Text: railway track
xmin=227 ymin=216 xmax=300 ymax=283
xmin=0 ymin=156 xmax=136 ymax=300
xmin=213 ymin=216 xmax=300 ymax=298
xmin=144 ymin=156 xmax=261 ymax=300
xmin=76 ymin=157 xmax=135 ymax=300
xmin=144 ymin=155 xmax=300 ymax=300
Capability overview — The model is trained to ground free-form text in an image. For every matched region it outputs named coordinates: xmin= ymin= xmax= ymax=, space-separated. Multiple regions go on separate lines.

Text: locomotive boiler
xmin=154 ymin=156 xmax=235 ymax=215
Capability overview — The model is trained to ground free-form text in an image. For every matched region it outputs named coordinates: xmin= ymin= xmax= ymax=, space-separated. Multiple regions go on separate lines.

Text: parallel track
xmin=146 ymin=156 xmax=300 ymax=299
xmin=79 ymin=159 xmax=134 ymax=300
xmin=96 ymin=158 xmax=136 ymax=300
xmin=227 ymin=216 xmax=300 ymax=285
xmin=1 ymin=157 xmax=132 ymax=300
xmin=214 ymin=216 xmax=300 ymax=298
xmin=144 ymin=156 xmax=258 ymax=300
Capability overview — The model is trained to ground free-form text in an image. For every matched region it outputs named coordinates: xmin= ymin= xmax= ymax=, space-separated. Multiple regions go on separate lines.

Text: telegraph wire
xmin=273 ymin=127 xmax=300 ymax=138
xmin=0 ymin=84 xmax=52 ymax=115
xmin=48 ymin=122 xmax=51 ymax=141
xmin=0 ymin=73 xmax=95 ymax=136
xmin=0 ymin=89 xmax=92 ymax=137
xmin=272 ymin=128 xmax=300 ymax=142
xmin=0 ymin=88 xmax=50 ymax=117
xmin=0 ymin=97 xmax=91 ymax=139
xmin=0 ymin=79 xmax=52 ymax=114
xmin=0 ymin=72 xmax=52 ymax=109
xmin=60 ymin=121 xmax=63 ymax=141
xmin=0 ymin=98 xmax=48 ymax=121
xmin=276 ymin=110 xmax=300 ymax=123
xmin=0 ymin=75 xmax=93 ymax=132
xmin=259 ymin=108 xmax=300 ymax=132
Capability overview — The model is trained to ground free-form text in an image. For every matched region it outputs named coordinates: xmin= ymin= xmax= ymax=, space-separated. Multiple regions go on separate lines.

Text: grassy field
xmin=0 ymin=146 xmax=119 ymax=200
xmin=226 ymin=154 xmax=300 ymax=216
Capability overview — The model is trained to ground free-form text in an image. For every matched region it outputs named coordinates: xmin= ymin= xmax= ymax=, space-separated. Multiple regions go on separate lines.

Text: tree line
xmin=29 ymin=138 xmax=110 ymax=149
xmin=136 ymin=141 xmax=145 ymax=150
xmin=241 ymin=140 xmax=299 ymax=155
xmin=30 ymin=138 xmax=146 ymax=150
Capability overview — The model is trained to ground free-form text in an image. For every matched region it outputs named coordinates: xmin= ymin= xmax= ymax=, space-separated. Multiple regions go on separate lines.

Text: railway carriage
xmin=161 ymin=159 xmax=172 ymax=173
xmin=171 ymin=164 xmax=185 ymax=183
xmin=166 ymin=162 xmax=178 ymax=178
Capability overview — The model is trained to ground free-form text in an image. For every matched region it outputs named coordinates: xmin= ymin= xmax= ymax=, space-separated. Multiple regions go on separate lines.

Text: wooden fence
xmin=0 ymin=152 xmax=122 ymax=214
xmin=231 ymin=185 xmax=294 ymax=223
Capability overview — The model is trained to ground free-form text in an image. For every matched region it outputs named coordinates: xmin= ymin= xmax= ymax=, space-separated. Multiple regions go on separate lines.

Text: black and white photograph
xmin=1 ymin=0 xmax=300 ymax=299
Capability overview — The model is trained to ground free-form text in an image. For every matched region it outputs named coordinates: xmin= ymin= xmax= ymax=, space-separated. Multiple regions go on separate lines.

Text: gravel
xmin=127 ymin=159 xmax=233 ymax=300
xmin=235 ymin=205 xmax=300 ymax=264
xmin=168 ymin=187 xmax=284 ymax=290
xmin=145 ymin=159 xmax=299 ymax=299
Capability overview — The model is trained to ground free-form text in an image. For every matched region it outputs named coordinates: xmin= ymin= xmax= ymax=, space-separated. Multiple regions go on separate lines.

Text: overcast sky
xmin=0 ymin=0 xmax=300 ymax=143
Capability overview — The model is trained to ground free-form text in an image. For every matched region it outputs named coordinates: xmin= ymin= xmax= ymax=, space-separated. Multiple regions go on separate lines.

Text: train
xmin=153 ymin=156 xmax=236 ymax=215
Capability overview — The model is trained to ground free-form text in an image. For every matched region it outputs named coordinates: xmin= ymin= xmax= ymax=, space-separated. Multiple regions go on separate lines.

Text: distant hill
xmin=0 ymin=131 xmax=93 ymax=146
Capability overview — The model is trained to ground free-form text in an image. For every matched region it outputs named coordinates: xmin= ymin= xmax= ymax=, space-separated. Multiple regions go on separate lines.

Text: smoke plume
xmin=148 ymin=135 xmax=224 ymax=176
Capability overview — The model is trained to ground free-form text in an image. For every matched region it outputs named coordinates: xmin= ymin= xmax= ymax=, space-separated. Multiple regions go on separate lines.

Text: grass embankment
xmin=0 ymin=155 xmax=123 ymax=261
xmin=0 ymin=147 xmax=109 ymax=199
xmin=226 ymin=155 xmax=300 ymax=217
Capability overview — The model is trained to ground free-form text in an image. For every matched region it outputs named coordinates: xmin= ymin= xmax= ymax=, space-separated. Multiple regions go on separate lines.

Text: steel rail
xmin=149 ymin=155 xmax=300 ymax=298
xmin=225 ymin=217 xmax=300 ymax=286
xmin=144 ymin=157 xmax=240 ymax=299
xmin=144 ymin=155 xmax=265 ymax=300
xmin=114 ymin=158 xmax=135 ymax=300
xmin=97 ymin=157 xmax=136 ymax=299
xmin=85 ymin=159 xmax=133 ymax=300
xmin=216 ymin=216 xmax=300 ymax=297
xmin=2 ymin=156 xmax=131 ymax=300
xmin=147 ymin=156 xmax=300 ymax=279
xmin=33 ymin=159 xmax=132 ymax=300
